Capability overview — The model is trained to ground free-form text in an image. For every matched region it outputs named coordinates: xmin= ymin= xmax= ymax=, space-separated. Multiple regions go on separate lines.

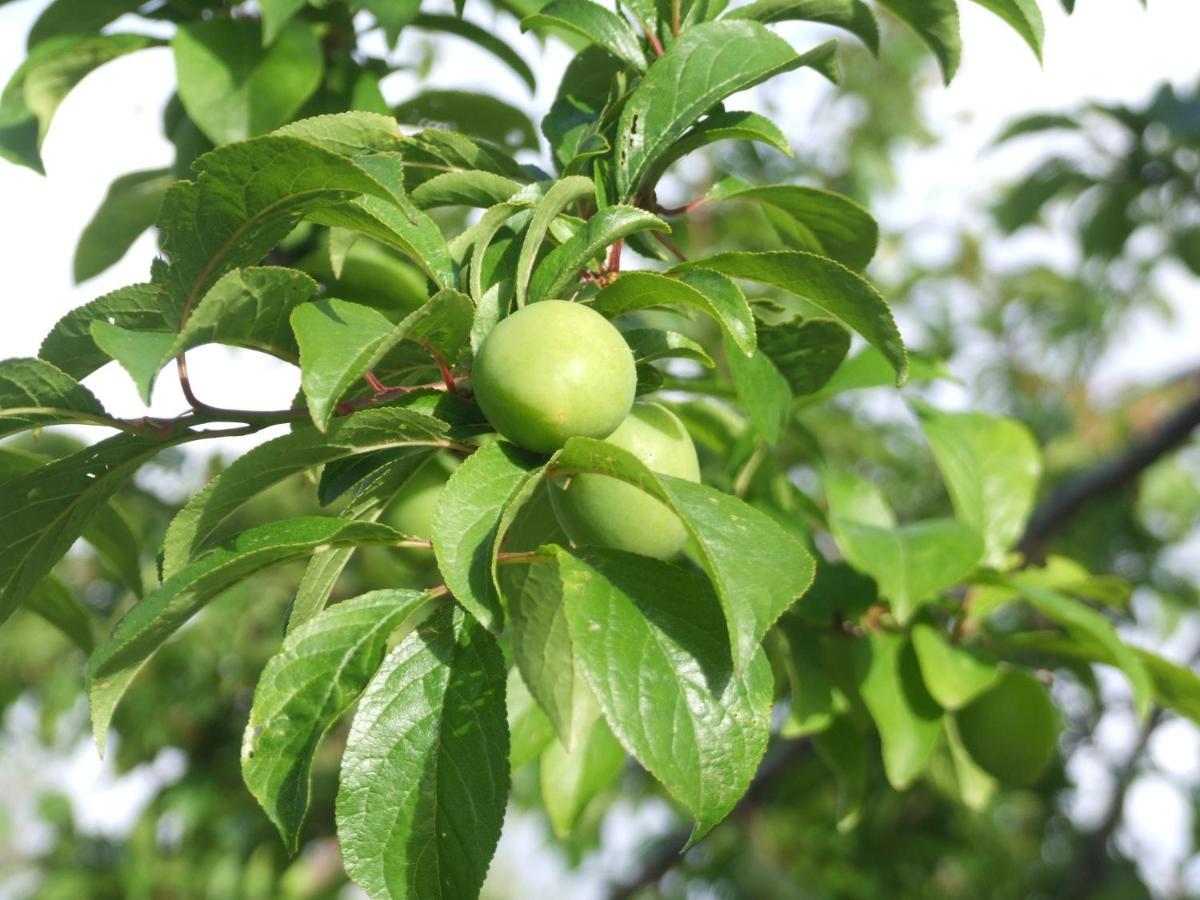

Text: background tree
xmin=1 ymin=1 xmax=1198 ymax=899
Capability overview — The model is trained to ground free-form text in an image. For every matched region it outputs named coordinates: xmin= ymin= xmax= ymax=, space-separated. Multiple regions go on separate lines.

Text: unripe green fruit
xmin=551 ymin=402 xmax=700 ymax=559
xmin=955 ymin=668 xmax=1059 ymax=786
xmin=471 ymin=300 xmax=636 ymax=453
xmin=387 ymin=454 xmax=457 ymax=539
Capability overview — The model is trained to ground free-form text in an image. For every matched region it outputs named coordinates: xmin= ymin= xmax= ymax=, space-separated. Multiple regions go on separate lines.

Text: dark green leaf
xmin=559 ymin=548 xmax=772 ymax=837
xmin=758 ymin=317 xmax=851 ymax=394
xmin=968 ymin=0 xmax=1044 ymax=60
xmin=395 ymin=90 xmax=539 ymax=151
xmin=337 ymin=603 xmax=508 ymax=900
xmin=0 ymin=357 xmax=114 ymax=436
xmin=876 ymin=0 xmax=961 ymax=83
xmin=724 ymin=0 xmax=879 ymax=53
xmin=0 ymin=432 xmax=189 ymax=630
xmin=527 ymin=205 xmax=669 ymax=302
xmin=432 ymin=441 xmax=546 ymax=631
xmin=25 ymin=574 xmax=94 ymax=653
xmin=553 ymin=438 xmax=815 ymax=672
xmin=89 ymin=517 xmax=404 ymax=752
xmin=521 ymin=0 xmax=648 ymax=71
xmin=243 ymin=589 xmax=432 ymax=851
xmin=646 ymin=111 xmax=792 ymax=184
xmin=623 ymin=328 xmax=715 ymax=368
xmin=415 ymin=14 xmax=537 ymax=90
xmin=27 ymin=0 xmax=143 ymax=47
xmin=591 ymin=269 xmax=756 ymax=354
xmin=726 ymin=333 xmax=791 ymax=444
xmin=708 ymin=178 xmax=879 ymax=270
xmin=672 ymin=251 xmax=906 ymax=381
xmin=157 ymin=134 xmax=388 ymax=326
xmin=615 ymin=22 xmax=837 ymax=199
xmin=291 ymin=292 xmax=473 ymax=429
xmin=161 ymin=407 xmax=451 ymax=576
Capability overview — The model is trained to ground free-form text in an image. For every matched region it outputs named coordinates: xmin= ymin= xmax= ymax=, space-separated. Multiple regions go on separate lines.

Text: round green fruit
xmin=387 ymin=453 xmax=458 ymax=539
xmin=471 ymin=300 xmax=636 ymax=453
xmin=550 ymin=402 xmax=700 ymax=559
xmin=955 ymin=668 xmax=1059 ymax=787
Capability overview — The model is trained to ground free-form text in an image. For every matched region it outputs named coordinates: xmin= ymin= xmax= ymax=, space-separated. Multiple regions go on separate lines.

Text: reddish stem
xmin=365 ymin=371 xmax=389 ymax=394
xmin=657 ymin=197 xmax=707 ymax=216
xmin=420 ymin=341 xmax=458 ymax=396
xmin=653 ymin=231 xmax=688 ymax=262
xmin=607 ymin=239 xmax=624 ymax=275
xmin=641 ymin=21 xmax=664 ymax=57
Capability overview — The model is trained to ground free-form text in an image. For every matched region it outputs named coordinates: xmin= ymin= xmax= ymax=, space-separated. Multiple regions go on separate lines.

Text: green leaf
xmin=725 ymin=332 xmax=791 ymax=444
xmin=39 ymin=283 xmax=168 ymax=380
xmin=527 ymin=205 xmax=669 ymax=302
xmin=708 ymin=179 xmax=879 ymax=270
xmin=830 ymin=518 xmax=983 ymax=624
xmin=85 ymin=501 xmax=143 ymax=597
xmin=776 ymin=619 xmax=839 ymax=738
xmin=432 ymin=441 xmax=546 ymax=631
xmin=969 ymin=0 xmax=1044 ymax=60
xmin=672 ymin=251 xmax=907 ymax=382
xmin=414 ymin=14 xmax=537 ymax=91
xmin=515 ymin=176 xmax=594 ymax=308
xmin=26 ymin=0 xmax=143 ymax=47
xmin=0 ymin=33 xmax=156 ymax=172
xmin=646 ymin=111 xmax=792 ymax=184
xmin=591 ymin=269 xmax=756 ymax=354
xmin=0 ymin=432 xmax=189 ymax=630
xmin=1005 ymin=576 xmax=1153 ymax=719
xmin=623 ymin=329 xmax=715 ymax=368
xmin=724 ymin=0 xmax=879 ymax=53
xmin=559 ymin=548 xmax=772 ymax=838
xmin=242 ymin=589 xmax=432 ymax=851
xmin=521 ymin=0 xmax=648 ymax=71
xmin=410 ymin=171 xmax=524 ymax=209
xmin=395 ymin=90 xmax=539 ymax=151
xmin=1007 ymin=633 xmax=1200 ymax=726
xmin=161 ymin=408 xmax=451 ymax=577
xmin=25 ymin=574 xmax=94 ymax=653
xmin=614 ymin=22 xmax=837 ymax=199
xmin=157 ymin=135 xmax=388 ymax=326
xmin=803 ymin=347 xmax=950 ymax=405
xmin=854 ymin=630 xmax=943 ymax=790
xmin=273 ymin=110 xmax=405 ymax=156
xmin=758 ymin=316 xmax=851 ymax=395
xmin=88 ymin=324 xmax=177 ymax=405
xmin=289 ymin=452 xmax=438 ymax=632
xmin=913 ymin=403 xmax=1041 ymax=566
xmin=508 ymin=666 xmax=556 ymax=768
xmin=260 ymin=0 xmax=312 ymax=45
xmin=813 ymin=715 xmax=867 ymax=830
xmin=910 ymin=622 xmax=1000 ymax=711
xmin=553 ymin=438 xmax=815 ymax=672
xmin=945 ymin=717 xmax=998 ymax=810
xmin=337 ymin=603 xmax=508 ymax=900
xmin=73 ymin=168 xmax=171 ymax=283
xmin=876 ymin=0 xmax=961 ymax=83
xmin=541 ymin=714 xmax=625 ymax=837
xmin=363 ymin=0 xmax=422 ymax=45
xmin=88 ymin=517 xmax=404 ymax=753
xmin=172 ymin=18 xmax=323 ymax=145
xmin=291 ymin=292 xmax=473 ymax=429
xmin=0 ymin=357 xmax=114 ymax=436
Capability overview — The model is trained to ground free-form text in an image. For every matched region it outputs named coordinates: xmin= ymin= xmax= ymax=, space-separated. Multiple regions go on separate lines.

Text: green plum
xmin=387 ymin=453 xmax=458 ymax=539
xmin=550 ymin=402 xmax=700 ymax=559
xmin=954 ymin=668 xmax=1059 ymax=786
xmin=471 ymin=300 xmax=636 ymax=453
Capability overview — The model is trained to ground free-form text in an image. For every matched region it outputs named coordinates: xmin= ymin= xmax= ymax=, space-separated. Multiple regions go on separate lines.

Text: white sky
xmin=1 ymin=0 xmax=1199 ymax=896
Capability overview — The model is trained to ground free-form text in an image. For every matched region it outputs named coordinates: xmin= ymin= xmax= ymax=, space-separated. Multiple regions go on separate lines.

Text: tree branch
xmin=1019 ymin=387 xmax=1200 ymax=559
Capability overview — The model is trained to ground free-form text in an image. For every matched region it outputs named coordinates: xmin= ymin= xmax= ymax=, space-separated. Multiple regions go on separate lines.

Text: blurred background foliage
xmin=2 ymin=3 xmax=1199 ymax=899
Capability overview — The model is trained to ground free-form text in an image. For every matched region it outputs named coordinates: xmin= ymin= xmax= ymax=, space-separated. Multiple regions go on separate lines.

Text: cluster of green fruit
xmin=397 ymin=299 xmax=700 ymax=559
